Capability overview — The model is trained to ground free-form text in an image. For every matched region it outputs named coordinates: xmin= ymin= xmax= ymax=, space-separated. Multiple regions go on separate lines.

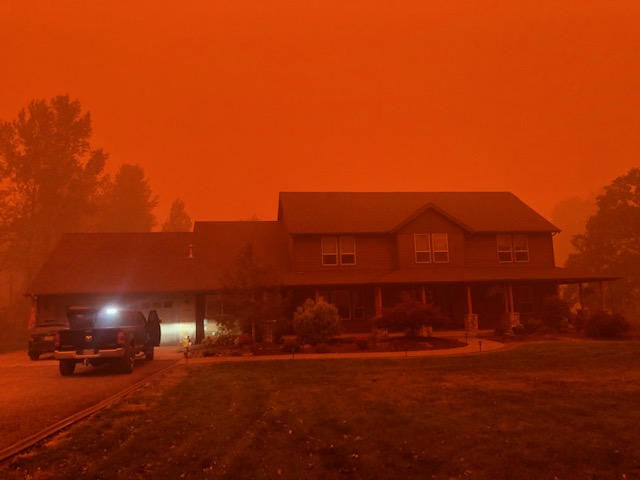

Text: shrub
xmin=584 ymin=312 xmax=631 ymax=339
xmin=314 ymin=343 xmax=330 ymax=354
xmin=377 ymin=296 xmax=445 ymax=337
xmin=542 ymin=296 xmax=571 ymax=330
xmin=281 ymin=340 xmax=301 ymax=354
xmin=293 ymin=298 xmax=342 ymax=345
xmin=355 ymin=338 xmax=370 ymax=350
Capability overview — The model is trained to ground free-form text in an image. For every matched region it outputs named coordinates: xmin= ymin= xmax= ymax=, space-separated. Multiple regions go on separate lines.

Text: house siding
xmin=465 ymin=233 xmax=555 ymax=266
xmin=291 ymin=234 xmax=395 ymax=270
xmin=395 ymin=209 xmax=466 ymax=267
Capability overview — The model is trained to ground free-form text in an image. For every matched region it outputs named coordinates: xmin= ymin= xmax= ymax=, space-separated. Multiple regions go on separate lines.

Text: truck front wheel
xmin=59 ymin=360 xmax=76 ymax=376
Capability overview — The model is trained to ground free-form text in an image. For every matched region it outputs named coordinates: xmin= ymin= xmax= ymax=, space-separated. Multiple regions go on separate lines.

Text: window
xmin=497 ymin=234 xmax=529 ymax=263
xmin=513 ymin=234 xmax=529 ymax=262
xmin=414 ymin=234 xmax=431 ymax=263
xmin=339 ymin=236 xmax=356 ymax=265
xmin=432 ymin=234 xmax=449 ymax=263
xmin=497 ymin=234 xmax=513 ymax=262
xmin=322 ymin=236 xmax=356 ymax=265
xmin=414 ymin=233 xmax=449 ymax=263
xmin=321 ymin=237 xmax=338 ymax=265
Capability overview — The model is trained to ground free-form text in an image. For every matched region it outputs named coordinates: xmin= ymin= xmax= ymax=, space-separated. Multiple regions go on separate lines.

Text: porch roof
xmin=282 ymin=266 xmax=619 ymax=287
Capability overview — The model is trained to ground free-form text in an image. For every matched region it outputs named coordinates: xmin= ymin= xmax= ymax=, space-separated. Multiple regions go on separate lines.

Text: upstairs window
xmin=339 ymin=236 xmax=356 ymax=265
xmin=513 ymin=234 xmax=529 ymax=262
xmin=414 ymin=233 xmax=449 ymax=263
xmin=497 ymin=234 xmax=529 ymax=263
xmin=321 ymin=237 xmax=338 ymax=265
xmin=497 ymin=234 xmax=513 ymax=262
xmin=432 ymin=234 xmax=449 ymax=263
xmin=322 ymin=236 xmax=356 ymax=266
xmin=414 ymin=234 xmax=431 ymax=263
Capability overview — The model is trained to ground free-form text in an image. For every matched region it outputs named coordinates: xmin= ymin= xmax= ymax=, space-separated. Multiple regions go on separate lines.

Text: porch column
xmin=374 ymin=286 xmax=383 ymax=318
xmin=599 ymin=281 xmax=607 ymax=311
xmin=508 ymin=283 xmax=515 ymax=313
xmin=578 ymin=283 xmax=584 ymax=310
xmin=420 ymin=286 xmax=426 ymax=306
xmin=195 ymin=294 xmax=206 ymax=344
xmin=464 ymin=284 xmax=478 ymax=336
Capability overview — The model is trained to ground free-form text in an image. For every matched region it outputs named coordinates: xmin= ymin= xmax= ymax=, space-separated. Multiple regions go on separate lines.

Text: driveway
xmin=0 ymin=347 xmax=181 ymax=452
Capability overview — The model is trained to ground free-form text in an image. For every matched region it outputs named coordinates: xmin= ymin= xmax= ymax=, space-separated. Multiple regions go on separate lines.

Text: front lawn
xmin=4 ymin=341 xmax=640 ymax=479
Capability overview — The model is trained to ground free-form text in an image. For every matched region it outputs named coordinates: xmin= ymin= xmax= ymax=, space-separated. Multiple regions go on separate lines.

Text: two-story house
xmin=26 ymin=191 xmax=616 ymax=343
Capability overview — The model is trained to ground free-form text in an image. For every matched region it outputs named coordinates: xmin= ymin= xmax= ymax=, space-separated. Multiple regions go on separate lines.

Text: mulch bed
xmin=196 ymin=335 xmax=466 ymax=357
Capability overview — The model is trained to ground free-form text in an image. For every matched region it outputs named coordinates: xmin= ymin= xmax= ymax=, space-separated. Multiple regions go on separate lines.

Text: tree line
xmin=0 ymin=95 xmax=192 ymax=333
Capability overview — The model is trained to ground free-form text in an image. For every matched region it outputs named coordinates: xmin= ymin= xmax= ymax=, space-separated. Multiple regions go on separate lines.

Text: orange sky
xmin=1 ymin=1 xmax=639 ymax=227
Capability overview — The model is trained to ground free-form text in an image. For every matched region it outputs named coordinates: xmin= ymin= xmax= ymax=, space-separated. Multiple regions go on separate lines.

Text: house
xmin=26 ymin=192 xmax=616 ymax=343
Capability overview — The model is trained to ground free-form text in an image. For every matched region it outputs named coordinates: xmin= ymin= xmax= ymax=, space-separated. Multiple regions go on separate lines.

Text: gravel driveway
xmin=0 ymin=347 xmax=181 ymax=452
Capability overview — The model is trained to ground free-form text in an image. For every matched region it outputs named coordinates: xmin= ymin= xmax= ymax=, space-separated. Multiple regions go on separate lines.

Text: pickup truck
xmin=54 ymin=307 xmax=161 ymax=376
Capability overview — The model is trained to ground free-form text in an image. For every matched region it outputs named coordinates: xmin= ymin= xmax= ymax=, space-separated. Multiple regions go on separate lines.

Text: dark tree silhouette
xmin=0 ymin=95 xmax=107 ymax=280
xmin=96 ymin=163 xmax=157 ymax=232
xmin=567 ymin=168 xmax=640 ymax=323
xmin=161 ymin=198 xmax=192 ymax=232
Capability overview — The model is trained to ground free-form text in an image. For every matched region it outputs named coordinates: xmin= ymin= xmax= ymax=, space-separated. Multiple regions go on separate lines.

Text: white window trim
xmin=497 ymin=234 xmax=529 ymax=263
xmin=321 ymin=236 xmax=338 ymax=266
xmin=414 ymin=234 xmax=431 ymax=263
xmin=432 ymin=233 xmax=449 ymax=263
xmin=322 ymin=236 xmax=357 ymax=266
xmin=339 ymin=236 xmax=357 ymax=265
xmin=513 ymin=234 xmax=530 ymax=263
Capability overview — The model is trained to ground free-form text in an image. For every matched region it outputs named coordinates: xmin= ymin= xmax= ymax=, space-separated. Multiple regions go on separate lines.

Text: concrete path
xmin=172 ymin=332 xmax=505 ymax=365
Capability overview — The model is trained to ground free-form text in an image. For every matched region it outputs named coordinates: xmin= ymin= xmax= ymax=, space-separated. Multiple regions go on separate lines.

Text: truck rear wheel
xmin=145 ymin=345 xmax=154 ymax=361
xmin=59 ymin=360 xmax=76 ymax=376
xmin=117 ymin=345 xmax=135 ymax=374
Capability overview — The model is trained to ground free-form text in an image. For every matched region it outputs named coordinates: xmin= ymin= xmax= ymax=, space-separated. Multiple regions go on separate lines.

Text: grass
xmin=4 ymin=341 xmax=640 ymax=479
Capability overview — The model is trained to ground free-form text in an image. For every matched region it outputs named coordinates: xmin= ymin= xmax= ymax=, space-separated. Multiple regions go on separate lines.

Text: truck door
xmin=147 ymin=310 xmax=162 ymax=346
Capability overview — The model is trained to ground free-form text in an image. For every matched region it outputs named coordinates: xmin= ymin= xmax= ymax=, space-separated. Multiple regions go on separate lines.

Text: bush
xmin=281 ymin=340 xmax=301 ymax=353
xmin=542 ymin=296 xmax=571 ymax=330
xmin=293 ymin=298 xmax=342 ymax=345
xmin=355 ymin=338 xmax=370 ymax=350
xmin=584 ymin=312 xmax=631 ymax=339
xmin=314 ymin=343 xmax=330 ymax=354
xmin=377 ymin=296 xmax=445 ymax=337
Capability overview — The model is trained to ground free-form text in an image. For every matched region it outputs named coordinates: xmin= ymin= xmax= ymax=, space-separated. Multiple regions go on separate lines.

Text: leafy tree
xmin=567 ymin=168 xmax=640 ymax=323
xmin=551 ymin=193 xmax=598 ymax=266
xmin=219 ymin=244 xmax=286 ymax=343
xmin=541 ymin=295 xmax=571 ymax=330
xmin=96 ymin=163 xmax=157 ymax=232
xmin=377 ymin=293 xmax=443 ymax=336
xmin=0 ymin=96 xmax=107 ymax=308
xmin=161 ymin=198 xmax=192 ymax=232
xmin=293 ymin=298 xmax=341 ymax=345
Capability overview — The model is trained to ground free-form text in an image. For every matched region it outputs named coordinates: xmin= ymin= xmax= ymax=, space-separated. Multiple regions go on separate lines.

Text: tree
xmin=96 ymin=164 xmax=157 ymax=232
xmin=161 ymin=198 xmax=192 ymax=232
xmin=293 ymin=298 xmax=341 ymax=345
xmin=551 ymin=192 xmax=598 ymax=266
xmin=567 ymin=168 xmax=640 ymax=323
xmin=219 ymin=244 xmax=287 ymax=343
xmin=0 ymin=96 xmax=107 ymax=304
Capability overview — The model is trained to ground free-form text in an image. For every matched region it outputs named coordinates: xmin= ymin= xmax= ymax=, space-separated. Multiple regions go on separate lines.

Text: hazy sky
xmin=1 ymin=1 xmax=638 ymax=225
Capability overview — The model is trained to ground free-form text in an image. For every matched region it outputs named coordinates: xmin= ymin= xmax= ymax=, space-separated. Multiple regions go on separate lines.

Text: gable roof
xmin=278 ymin=192 xmax=559 ymax=234
xmin=27 ymin=222 xmax=292 ymax=296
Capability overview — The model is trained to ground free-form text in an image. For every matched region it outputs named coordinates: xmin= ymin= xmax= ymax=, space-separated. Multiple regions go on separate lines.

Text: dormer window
xmin=322 ymin=236 xmax=356 ymax=266
xmin=497 ymin=234 xmax=529 ymax=263
xmin=414 ymin=234 xmax=431 ymax=263
xmin=432 ymin=234 xmax=449 ymax=263
xmin=414 ymin=234 xmax=449 ymax=263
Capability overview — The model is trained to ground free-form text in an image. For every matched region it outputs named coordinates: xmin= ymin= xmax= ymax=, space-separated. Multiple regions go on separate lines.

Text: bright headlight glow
xmin=104 ymin=307 xmax=118 ymax=315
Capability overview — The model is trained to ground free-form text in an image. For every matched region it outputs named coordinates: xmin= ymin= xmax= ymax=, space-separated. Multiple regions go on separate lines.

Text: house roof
xmin=278 ymin=192 xmax=560 ymax=234
xmin=27 ymin=222 xmax=292 ymax=296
